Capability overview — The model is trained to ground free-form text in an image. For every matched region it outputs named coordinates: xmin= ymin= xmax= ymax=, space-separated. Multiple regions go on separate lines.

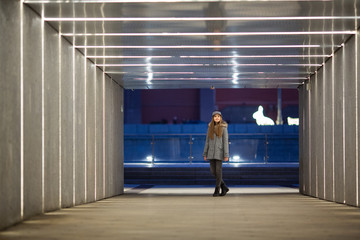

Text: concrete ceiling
xmin=24 ymin=0 xmax=360 ymax=89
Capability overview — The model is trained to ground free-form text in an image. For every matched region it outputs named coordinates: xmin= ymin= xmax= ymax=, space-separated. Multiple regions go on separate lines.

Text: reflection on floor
xmin=124 ymin=184 xmax=299 ymax=195
xmin=1 ymin=185 xmax=360 ymax=240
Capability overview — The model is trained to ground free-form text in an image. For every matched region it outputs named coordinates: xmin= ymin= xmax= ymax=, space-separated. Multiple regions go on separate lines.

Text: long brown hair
xmin=207 ymin=115 xmax=224 ymax=139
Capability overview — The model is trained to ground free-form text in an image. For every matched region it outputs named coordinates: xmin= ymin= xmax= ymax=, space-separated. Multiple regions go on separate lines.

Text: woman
xmin=203 ymin=111 xmax=230 ymax=197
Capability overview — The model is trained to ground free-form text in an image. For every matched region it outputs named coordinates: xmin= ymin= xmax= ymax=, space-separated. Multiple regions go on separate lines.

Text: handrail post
xmin=151 ymin=135 xmax=155 ymax=165
xmin=265 ymin=134 xmax=268 ymax=164
xmin=189 ymin=135 xmax=193 ymax=164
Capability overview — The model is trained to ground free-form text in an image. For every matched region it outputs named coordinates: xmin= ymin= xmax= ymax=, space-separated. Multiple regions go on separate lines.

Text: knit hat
xmin=212 ymin=111 xmax=222 ymax=117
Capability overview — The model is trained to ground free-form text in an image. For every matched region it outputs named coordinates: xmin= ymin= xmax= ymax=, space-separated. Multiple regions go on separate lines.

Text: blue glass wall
xmin=124 ymin=124 xmax=299 ymax=164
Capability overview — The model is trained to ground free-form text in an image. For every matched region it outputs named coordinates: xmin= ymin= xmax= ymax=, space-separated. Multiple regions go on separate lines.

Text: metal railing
xmin=124 ymin=133 xmax=299 ymax=164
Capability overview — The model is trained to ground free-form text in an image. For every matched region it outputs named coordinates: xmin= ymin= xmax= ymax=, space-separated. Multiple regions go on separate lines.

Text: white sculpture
xmin=287 ymin=117 xmax=299 ymax=126
xmin=252 ymin=106 xmax=275 ymax=126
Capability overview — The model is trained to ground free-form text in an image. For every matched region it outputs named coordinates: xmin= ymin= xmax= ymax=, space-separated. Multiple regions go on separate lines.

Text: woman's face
xmin=213 ymin=114 xmax=221 ymax=123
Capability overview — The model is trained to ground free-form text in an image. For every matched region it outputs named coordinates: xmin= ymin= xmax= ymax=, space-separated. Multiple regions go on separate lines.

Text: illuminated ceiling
xmin=24 ymin=0 xmax=360 ymax=89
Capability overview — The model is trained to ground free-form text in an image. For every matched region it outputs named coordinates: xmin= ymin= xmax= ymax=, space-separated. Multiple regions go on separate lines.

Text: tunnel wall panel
xmin=44 ymin=22 xmax=60 ymax=212
xmin=358 ymin=33 xmax=360 ymax=208
xmin=317 ymin=69 xmax=325 ymax=200
xmin=333 ymin=47 xmax=345 ymax=204
xmin=344 ymin=37 xmax=357 ymax=207
xmin=300 ymin=33 xmax=359 ymax=207
xmin=302 ymin=84 xmax=310 ymax=196
xmin=298 ymin=86 xmax=304 ymax=194
xmin=22 ymin=7 xmax=43 ymax=219
xmin=96 ymin=70 xmax=104 ymax=200
xmin=105 ymin=77 xmax=114 ymax=198
xmin=0 ymin=3 xmax=124 ymax=230
xmin=74 ymin=51 xmax=86 ymax=205
xmin=0 ymin=0 xmax=21 ymax=230
xmin=310 ymin=74 xmax=317 ymax=197
xmin=60 ymin=36 xmax=74 ymax=208
xmin=324 ymin=60 xmax=334 ymax=201
xmin=86 ymin=63 xmax=96 ymax=203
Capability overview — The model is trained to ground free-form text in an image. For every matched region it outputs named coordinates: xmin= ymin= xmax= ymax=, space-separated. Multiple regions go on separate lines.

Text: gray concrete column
xmin=23 ymin=5 xmax=42 ymax=219
xmin=344 ymin=36 xmax=357 ymax=207
xmin=96 ymin=70 xmax=104 ymax=200
xmin=301 ymin=32 xmax=360 ymax=207
xmin=60 ymin=32 xmax=74 ymax=209
xmin=44 ymin=21 xmax=60 ymax=213
xmin=0 ymin=0 xmax=21 ymax=230
xmin=324 ymin=59 xmax=334 ymax=202
xmin=298 ymin=86 xmax=304 ymax=195
xmin=86 ymin=63 xmax=96 ymax=203
xmin=333 ymin=46 xmax=345 ymax=204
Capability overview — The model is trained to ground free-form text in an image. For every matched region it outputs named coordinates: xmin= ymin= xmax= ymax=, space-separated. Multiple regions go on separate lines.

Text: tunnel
xmin=1 ymin=0 xmax=360 ymax=239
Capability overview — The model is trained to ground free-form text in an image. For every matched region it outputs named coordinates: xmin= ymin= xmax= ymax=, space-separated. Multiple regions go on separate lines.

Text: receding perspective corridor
xmin=2 ymin=0 xmax=360 ymax=239
xmin=1 ymin=185 xmax=360 ymax=240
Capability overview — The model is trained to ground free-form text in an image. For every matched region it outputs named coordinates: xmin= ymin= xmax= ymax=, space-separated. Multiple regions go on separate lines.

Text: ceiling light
xmin=97 ymin=63 xmax=321 ymax=67
xmin=97 ymin=64 xmax=204 ymax=67
xmin=28 ymin=0 xmax=332 ymax=3
xmin=61 ymin=31 xmax=355 ymax=36
xmin=42 ymin=15 xmax=359 ymax=22
xmin=87 ymin=55 xmax=172 ymax=58
xmin=132 ymin=77 xmax=306 ymax=81
xmin=77 ymin=45 xmax=322 ymax=49
xmin=180 ymin=55 xmax=331 ymax=58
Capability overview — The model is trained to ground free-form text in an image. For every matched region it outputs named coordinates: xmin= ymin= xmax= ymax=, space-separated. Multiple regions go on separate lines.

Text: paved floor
xmin=1 ymin=185 xmax=360 ymax=240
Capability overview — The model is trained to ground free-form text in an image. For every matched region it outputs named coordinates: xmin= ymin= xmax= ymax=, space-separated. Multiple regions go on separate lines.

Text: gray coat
xmin=203 ymin=122 xmax=229 ymax=161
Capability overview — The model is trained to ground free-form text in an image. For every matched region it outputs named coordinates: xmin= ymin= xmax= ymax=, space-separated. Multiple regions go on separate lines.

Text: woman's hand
xmin=224 ymin=157 xmax=229 ymax=162
xmin=204 ymin=156 xmax=207 ymax=161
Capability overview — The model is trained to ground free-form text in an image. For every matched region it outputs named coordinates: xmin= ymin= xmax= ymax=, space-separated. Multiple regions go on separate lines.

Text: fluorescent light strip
xmin=323 ymin=64 xmax=326 ymax=199
xmin=84 ymin=51 xmax=87 ymax=203
xmin=332 ymin=53 xmax=335 ymax=201
xmin=26 ymin=0 xmax=316 ymax=2
xmin=94 ymin=66 xmax=97 ymax=201
xmin=27 ymin=0 xmax=332 ymax=2
xmin=43 ymin=15 xmax=360 ymax=22
xmin=342 ymin=45 xmax=346 ymax=204
xmin=99 ymin=64 xmax=204 ymax=67
xmin=107 ymin=71 xmax=308 ymax=74
xmin=76 ymin=45 xmax=322 ymax=49
xmin=99 ymin=63 xmax=321 ymax=67
xmin=180 ymin=55 xmax=331 ymax=58
xmin=20 ymin=1 xmax=24 ymax=219
xmin=41 ymin=15 xmax=45 ymax=213
xmin=106 ymin=71 xmax=195 ymax=74
xmin=356 ymin=33 xmax=359 ymax=207
xmin=102 ymin=72 xmax=106 ymax=198
xmin=87 ymin=56 xmax=171 ymax=59
xmin=62 ymin=31 xmax=356 ymax=37
xmin=133 ymin=77 xmax=306 ymax=80
xmin=90 ymin=55 xmax=330 ymax=59
xmin=58 ymin=28 xmax=62 ymax=209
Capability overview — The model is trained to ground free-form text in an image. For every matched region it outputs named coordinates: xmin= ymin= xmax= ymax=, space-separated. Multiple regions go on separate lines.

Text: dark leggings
xmin=209 ymin=159 xmax=225 ymax=189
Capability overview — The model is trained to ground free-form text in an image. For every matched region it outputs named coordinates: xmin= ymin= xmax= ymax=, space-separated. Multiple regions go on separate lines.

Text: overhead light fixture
xmin=180 ymin=55 xmax=331 ymax=58
xmin=42 ymin=15 xmax=358 ymax=22
xmin=97 ymin=64 xmax=204 ymax=67
xmin=97 ymin=63 xmax=321 ymax=67
xmin=87 ymin=55 xmax=172 ymax=59
xmin=132 ymin=77 xmax=306 ymax=80
xmin=28 ymin=0 xmax=333 ymax=4
xmin=61 ymin=31 xmax=356 ymax=36
xmin=79 ymin=45 xmax=322 ymax=49
xmin=105 ymin=71 xmax=195 ymax=74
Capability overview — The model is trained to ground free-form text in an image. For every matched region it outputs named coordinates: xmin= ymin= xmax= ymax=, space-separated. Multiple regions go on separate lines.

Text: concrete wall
xmin=0 ymin=1 xmax=124 ymax=230
xmin=299 ymin=33 xmax=360 ymax=207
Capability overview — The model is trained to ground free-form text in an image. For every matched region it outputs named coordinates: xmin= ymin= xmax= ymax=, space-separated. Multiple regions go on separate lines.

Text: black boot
xmin=220 ymin=183 xmax=229 ymax=196
xmin=213 ymin=187 xmax=220 ymax=197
